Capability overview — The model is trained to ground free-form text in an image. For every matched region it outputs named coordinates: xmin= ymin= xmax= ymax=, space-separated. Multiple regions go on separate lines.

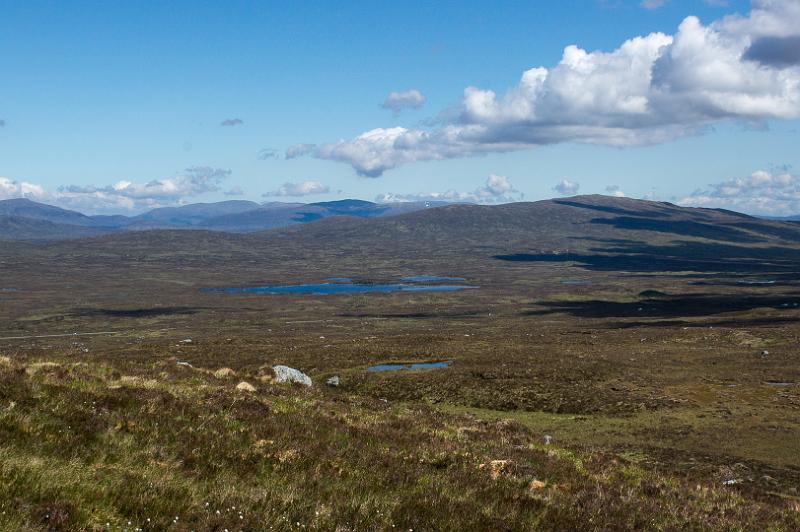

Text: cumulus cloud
xmin=312 ymin=1 xmax=800 ymax=177
xmin=641 ymin=0 xmax=669 ymax=9
xmin=743 ymin=35 xmax=800 ymax=67
xmin=376 ymin=174 xmax=523 ymax=204
xmin=221 ymin=118 xmax=244 ymax=127
xmin=0 ymin=177 xmax=46 ymax=199
xmin=285 ymin=143 xmax=316 ymax=159
xmin=381 ymin=89 xmax=426 ymax=113
xmin=0 ymin=167 xmax=230 ymax=213
xmin=678 ymin=169 xmax=800 ymax=215
xmin=553 ymin=179 xmax=581 ymax=195
xmin=605 ymin=185 xmax=626 ymax=197
xmin=263 ymin=180 xmax=330 ymax=197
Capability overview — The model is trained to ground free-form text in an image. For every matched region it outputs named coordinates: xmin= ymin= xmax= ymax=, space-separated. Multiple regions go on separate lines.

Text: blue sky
xmin=1 ymin=0 xmax=799 ymax=214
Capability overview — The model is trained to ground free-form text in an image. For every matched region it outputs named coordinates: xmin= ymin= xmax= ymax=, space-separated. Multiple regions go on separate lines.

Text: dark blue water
xmin=203 ymin=283 xmax=477 ymax=295
xmin=561 ymin=280 xmax=593 ymax=286
xmin=368 ymin=361 xmax=452 ymax=372
xmin=401 ymin=275 xmax=466 ymax=282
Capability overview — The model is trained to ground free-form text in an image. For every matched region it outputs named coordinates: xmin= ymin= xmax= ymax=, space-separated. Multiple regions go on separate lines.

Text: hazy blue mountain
xmin=0 ymin=197 xmax=451 ymax=240
xmin=127 ymin=200 xmax=263 ymax=227
xmin=0 ymin=198 xmax=100 ymax=227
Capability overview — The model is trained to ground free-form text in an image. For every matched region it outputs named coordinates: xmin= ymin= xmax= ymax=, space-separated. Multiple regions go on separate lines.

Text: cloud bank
xmin=376 ymin=174 xmax=523 ymax=204
xmin=264 ymin=180 xmax=330 ymax=197
xmin=0 ymin=167 xmax=230 ymax=213
xmin=553 ymin=179 xmax=580 ymax=195
xmin=309 ymin=0 xmax=800 ymax=177
xmin=679 ymin=169 xmax=800 ymax=215
xmin=605 ymin=185 xmax=627 ymax=197
xmin=381 ymin=89 xmax=426 ymax=113
xmin=641 ymin=0 xmax=669 ymax=9
xmin=285 ymin=143 xmax=316 ymax=159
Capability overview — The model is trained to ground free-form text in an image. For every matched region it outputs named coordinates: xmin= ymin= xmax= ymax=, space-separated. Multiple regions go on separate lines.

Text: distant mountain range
xmin=18 ymin=195 xmax=800 ymax=284
xmin=0 ymin=198 xmax=450 ymax=240
xmin=3 ymin=195 xmax=800 ymax=248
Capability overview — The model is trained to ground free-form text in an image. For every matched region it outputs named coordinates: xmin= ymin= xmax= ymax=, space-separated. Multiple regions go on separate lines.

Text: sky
xmin=1 ymin=0 xmax=800 ymax=215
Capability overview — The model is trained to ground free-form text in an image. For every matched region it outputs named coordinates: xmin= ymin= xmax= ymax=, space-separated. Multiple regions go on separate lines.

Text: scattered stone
xmin=544 ymin=435 xmax=553 ymax=445
xmin=214 ymin=367 xmax=237 ymax=379
xmin=761 ymin=350 xmax=769 ymax=356
xmin=277 ymin=449 xmax=300 ymax=463
xmin=326 ymin=375 xmax=340 ymax=387
xmin=723 ymin=479 xmax=741 ymax=486
xmin=180 ymin=339 xmax=192 ymax=344
xmin=528 ymin=479 xmax=547 ymax=491
xmin=235 ymin=381 xmax=257 ymax=392
xmin=272 ymin=365 xmax=312 ymax=386
xmin=176 ymin=361 xmax=193 ymax=368
xmin=479 ymin=459 xmax=514 ymax=480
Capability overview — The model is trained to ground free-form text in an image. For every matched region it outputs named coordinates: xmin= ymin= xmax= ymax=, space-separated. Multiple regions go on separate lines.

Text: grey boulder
xmin=272 ymin=365 xmax=313 ymax=386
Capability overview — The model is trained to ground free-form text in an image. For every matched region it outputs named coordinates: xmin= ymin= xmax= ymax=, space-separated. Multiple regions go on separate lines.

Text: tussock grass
xmin=0 ymin=359 xmax=798 ymax=530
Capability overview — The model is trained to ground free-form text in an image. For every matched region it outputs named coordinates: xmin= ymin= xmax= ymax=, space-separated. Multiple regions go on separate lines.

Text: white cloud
xmin=381 ymin=89 xmax=426 ymax=113
xmin=641 ymin=0 xmax=669 ymax=9
xmin=376 ymin=174 xmax=523 ymax=204
xmin=605 ymin=185 xmax=626 ymax=197
xmin=313 ymin=1 xmax=800 ymax=177
xmin=285 ymin=143 xmax=316 ymax=159
xmin=0 ymin=177 xmax=46 ymax=199
xmin=0 ymin=167 xmax=230 ymax=214
xmin=678 ymin=169 xmax=800 ymax=215
xmin=264 ymin=180 xmax=330 ymax=197
xmin=553 ymin=179 xmax=580 ymax=195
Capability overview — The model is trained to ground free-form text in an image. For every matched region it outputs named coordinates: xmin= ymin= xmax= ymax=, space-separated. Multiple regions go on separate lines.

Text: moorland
xmin=1 ymin=194 xmax=799 ymax=530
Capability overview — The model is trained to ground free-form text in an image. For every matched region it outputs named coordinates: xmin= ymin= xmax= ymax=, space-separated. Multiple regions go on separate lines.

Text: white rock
xmin=272 ymin=365 xmax=312 ymax=387
xmin=214 ymin=367 xmax=237 ymax=379
xmin=326 ymin=376 xmax=340 ymax=387
xmin=235 ymin=381 xmax=257 ymax=392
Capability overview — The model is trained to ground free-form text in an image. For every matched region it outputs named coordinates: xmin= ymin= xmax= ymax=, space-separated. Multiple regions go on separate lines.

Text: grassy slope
xmin=1 ymin=356 xmax=797 ymax=531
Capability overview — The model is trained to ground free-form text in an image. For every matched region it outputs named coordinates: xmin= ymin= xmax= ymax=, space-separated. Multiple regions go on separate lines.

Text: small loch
xmin=368 ymin=361 xmax=452 ymax=372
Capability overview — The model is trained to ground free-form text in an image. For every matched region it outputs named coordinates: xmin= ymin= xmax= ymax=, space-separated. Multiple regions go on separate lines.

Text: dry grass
xmin=0 ymin=357 xmax=798 ymax=530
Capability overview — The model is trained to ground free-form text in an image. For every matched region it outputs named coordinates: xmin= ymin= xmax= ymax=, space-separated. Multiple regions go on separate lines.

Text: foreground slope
xmin=0 ymin=356 xmax=796 ymax=530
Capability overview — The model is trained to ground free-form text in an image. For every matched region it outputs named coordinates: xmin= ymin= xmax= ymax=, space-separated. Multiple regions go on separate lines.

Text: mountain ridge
xmin=0 ymin=197 xmax=446 ymax=240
